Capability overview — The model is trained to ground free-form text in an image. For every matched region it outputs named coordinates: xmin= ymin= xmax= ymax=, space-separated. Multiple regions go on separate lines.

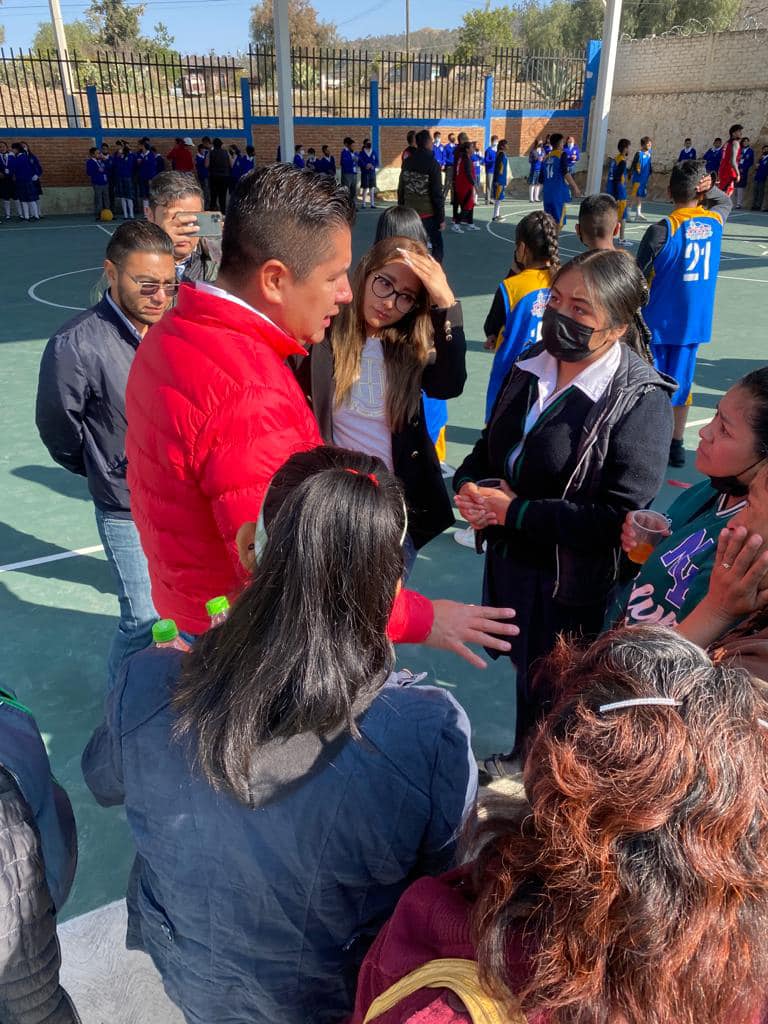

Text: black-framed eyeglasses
xmin=371 ymin=274 xmax=417 ymax=314
xmin=125 ymin=273 xmax=180 ymax=298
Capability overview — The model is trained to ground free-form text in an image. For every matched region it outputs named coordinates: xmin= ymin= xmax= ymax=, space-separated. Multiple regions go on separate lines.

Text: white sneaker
xmin=637 ymin=213 xmax=649 ymax=222
xmin=465 ymin=223 xmax=481 ymax=231
xmin=453 ymin=526 xmax=477 ymax=548
xmin=450 ymin=223 xmax=464 ymax=233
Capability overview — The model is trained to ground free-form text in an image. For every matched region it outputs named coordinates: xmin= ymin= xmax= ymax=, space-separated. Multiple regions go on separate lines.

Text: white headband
xmin=599 ymin=697 xmax=682 ymax=713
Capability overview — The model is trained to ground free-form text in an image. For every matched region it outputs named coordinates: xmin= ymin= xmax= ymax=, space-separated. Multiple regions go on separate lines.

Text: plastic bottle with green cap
xmin=205 ymin=595 xmax=230 ymax=628
xmin=152 ymin=619 xmax=189 ymax=651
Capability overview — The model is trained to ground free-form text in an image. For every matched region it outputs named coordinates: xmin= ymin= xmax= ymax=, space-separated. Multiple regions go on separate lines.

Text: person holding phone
xmin=146 ymin=170 xmax=217 ymax=283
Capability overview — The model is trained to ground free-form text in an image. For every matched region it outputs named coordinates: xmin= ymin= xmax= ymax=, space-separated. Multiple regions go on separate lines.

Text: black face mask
xmin=541 ymin=307 xmax=611 ymax=364
xmin=708 ymin=457 xmax=766 ymax=497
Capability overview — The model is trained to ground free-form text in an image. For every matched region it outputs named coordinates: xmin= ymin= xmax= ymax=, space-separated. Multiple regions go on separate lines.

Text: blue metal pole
xmin=86 ymin=84 xmax=103 ymax=147
xmin=581 ymin=39 xmax=601 ymax=153
xmin=240 ymin=77 xmax=254 ymax=146
xmin=483 ymin=73 xmax=494 ymax=151
xmin=370 ymin=78 xmax=380 ymax=162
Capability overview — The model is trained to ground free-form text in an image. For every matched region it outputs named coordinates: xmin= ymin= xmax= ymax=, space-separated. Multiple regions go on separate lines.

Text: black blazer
xmin=292 ymin=303 xmax=467 ymax=549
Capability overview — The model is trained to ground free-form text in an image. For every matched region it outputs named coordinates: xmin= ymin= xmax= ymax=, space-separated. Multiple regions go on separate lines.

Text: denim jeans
xmin=94 ymin=509 xmax=157 ymax=690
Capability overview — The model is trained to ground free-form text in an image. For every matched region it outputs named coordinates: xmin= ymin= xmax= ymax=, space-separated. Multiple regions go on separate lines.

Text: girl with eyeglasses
xmin=293 ymin=235 xmax=466 ymax=574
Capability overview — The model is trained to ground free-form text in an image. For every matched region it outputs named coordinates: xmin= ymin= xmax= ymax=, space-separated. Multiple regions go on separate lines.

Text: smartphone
xmin=194 ymin=211 xmax=224 ymax=238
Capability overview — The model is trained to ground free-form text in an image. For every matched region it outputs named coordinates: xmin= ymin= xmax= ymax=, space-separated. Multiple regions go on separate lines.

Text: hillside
xmin=341 ymin=26 xmax=460 ymax=53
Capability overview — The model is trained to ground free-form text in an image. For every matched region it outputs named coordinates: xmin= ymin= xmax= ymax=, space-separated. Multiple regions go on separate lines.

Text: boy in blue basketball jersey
xmin=637 ymin=160 xmax=732 ymax=466
xmin=629 ymin=136 xmax=653 ymax=222
xmin=542 ymin=132 xmax=581 ymax=230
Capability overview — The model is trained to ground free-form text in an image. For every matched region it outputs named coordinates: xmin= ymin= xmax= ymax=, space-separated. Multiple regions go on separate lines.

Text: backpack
xmin=362 ymin=957 xmax=526 ymax=1024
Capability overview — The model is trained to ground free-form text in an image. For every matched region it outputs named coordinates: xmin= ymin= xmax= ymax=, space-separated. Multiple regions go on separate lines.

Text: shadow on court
xmin=693 ymin=358 xmax=766 ymax=403
xmin=0 ymin=521 xmax=112 ymax=593
xmin=12 ymin=464 xmax=92 ymax=502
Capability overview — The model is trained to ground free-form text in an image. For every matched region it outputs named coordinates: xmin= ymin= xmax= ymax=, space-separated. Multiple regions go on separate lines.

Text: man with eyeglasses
xmin=36 ymin=220 xmax=177 ymax=689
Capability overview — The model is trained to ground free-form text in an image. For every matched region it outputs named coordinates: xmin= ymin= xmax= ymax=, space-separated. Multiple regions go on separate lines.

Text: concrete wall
xmin=609 ymin=28 xmax=768 ymax=194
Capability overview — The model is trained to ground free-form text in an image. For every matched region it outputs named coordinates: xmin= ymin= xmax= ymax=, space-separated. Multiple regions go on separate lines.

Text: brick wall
xmin=251 ymin=123 xmax=371 ymax=167
xmin=379 ymin=124 xmax=485 ymax=168
xmin=489 ymin=116 xmax=584 ymax=154
xmin=610 ymin=29 xmax=768 ymax=171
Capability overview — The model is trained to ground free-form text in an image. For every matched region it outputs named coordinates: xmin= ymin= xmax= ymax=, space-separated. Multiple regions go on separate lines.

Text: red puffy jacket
xmin=126 ymin=283 xmax=322 ymax=634
xmin=126 ymin=282 xmax=434 ymax=641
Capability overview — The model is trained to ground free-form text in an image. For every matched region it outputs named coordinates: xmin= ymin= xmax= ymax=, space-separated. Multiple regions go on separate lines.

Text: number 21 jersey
xmin=644 ymin=207 xmax=724 ymax=347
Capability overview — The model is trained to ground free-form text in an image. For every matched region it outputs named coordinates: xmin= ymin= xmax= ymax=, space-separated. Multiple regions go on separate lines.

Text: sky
xmin=2 ymin=0 xmax=477 ymax=53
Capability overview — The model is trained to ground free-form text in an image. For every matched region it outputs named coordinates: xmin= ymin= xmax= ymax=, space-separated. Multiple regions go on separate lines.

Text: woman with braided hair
xmin=483 ymin=210 xmax=561 ymax=420
xmin=454 ymin=249 xmax=675 ymax=779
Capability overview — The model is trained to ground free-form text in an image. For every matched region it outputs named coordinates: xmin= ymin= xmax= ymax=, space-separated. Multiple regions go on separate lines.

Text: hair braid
xmin=537 ymin=210 xmax=561 ymax=273
xmin=628 ymin=309 xmax=654 ymax=364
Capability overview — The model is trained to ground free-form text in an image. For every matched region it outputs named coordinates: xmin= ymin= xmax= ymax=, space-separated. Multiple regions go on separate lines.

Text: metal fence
xmin=492 ymin=48 xmax=587 ymax=109
xmin=0 ymin=44 xmax=587 ymax=132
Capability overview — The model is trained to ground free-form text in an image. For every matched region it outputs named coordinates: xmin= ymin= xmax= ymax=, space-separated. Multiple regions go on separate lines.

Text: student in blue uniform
xmin=563 ymin=135 xmax=580 ymax=169
xmin=735 ymin=136 xmax=754 ymax=209
xmin=315 ymin=144 xmax=336 ymax=176
xmin=114 ymin=141 xmax=136 ymax=218
xmin=483 ymin=211 xmax=559 ymax=418
xmin=637 ymin=159 xmax=731 ymax=466
xmin=244 ymin=145 xmax=256 ymax=175
xmin=527 ymin=138 xmax=545 ymax=203
xmin=432 ymin=131 xmax=445 ymax=170
xmin=628 ymin=135 xmax=653 ymax=222
xmin=305 ymin=147 xmax=317 ymax=171
xmin=678 ymin=138 xmax=697 ymax=161
xmin=11 ymin=141 xmax=40 ymax=220
xmin=751 ymin=144 xmax=768 ymax=211
xmin=442 ymin=133 xmax=456 ymax=202
xmin=86 ymin=146 xmax=111 ymax=220
xmin=542 ymin=132 xmax=581 ymax=230
xmin=340 ymin=137 xmax=358 ymax=206
xmin=704 ymin=137 xmax=723 ymax=175
xmin=491 ymin=139 xmax=509 ymax=221
xmin=136 ymin=139 xmax=158 ymax=202
xmin=471 ymin=141 xmax=483 ymax=200
xmin=483 ymin=135 xmax=498 ymax=204
xmin=293 ymin=144 xmax=306 ymax=169
xmin=606 ymin=138 xmax=632 ymax=247
xmin=358 ymin=139 xmax=379 ymax=208
xmin=24 ymin=143 xmax=43 ymax=216
xmin=0 ymin=140 xmax=14 ymax=220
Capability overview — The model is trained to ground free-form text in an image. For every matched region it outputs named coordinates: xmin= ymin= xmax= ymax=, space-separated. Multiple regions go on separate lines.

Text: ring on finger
xmin=721 ymin=562 xmax=732 ymax=570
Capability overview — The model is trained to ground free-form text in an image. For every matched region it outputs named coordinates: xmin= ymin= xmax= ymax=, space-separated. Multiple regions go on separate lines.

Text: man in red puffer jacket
xmin=126 ymin=165 xmax=355 ymax=635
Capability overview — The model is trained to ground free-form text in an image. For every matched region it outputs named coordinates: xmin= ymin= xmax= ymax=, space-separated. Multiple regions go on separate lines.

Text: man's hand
xmin=426 ymin=600 xmax=518 ymax=669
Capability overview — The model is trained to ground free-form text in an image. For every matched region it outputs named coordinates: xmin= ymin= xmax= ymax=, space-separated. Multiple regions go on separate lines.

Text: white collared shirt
xmin=195 ymin=280 xmax=287 ymax=337
xmin=105 ymin=289 xmax=143 ymax=344
xmin=507 ymin=342 xmax=622 ymax=476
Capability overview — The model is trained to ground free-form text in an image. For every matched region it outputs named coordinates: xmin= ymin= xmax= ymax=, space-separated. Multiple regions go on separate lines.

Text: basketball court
xmin=1 ymin=195 xmax=766 ymax=933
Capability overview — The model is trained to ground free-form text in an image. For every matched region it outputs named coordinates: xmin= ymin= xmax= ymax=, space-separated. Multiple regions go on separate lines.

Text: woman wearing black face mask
xmin=454 ymin=249 xmax=675 ymax=778
xmin=619 ymin=367 xmax=768 ymax=632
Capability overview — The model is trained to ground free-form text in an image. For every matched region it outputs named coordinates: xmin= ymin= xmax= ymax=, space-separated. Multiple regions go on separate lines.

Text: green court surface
xmin=1 ymin=198 xmax=767 ymax=923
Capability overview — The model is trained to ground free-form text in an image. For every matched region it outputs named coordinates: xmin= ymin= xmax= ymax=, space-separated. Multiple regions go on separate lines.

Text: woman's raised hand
xmin=396 ymin=247 xmax=455 ymax=309
xmin=706 ymin=526 xmax=768 ymax=621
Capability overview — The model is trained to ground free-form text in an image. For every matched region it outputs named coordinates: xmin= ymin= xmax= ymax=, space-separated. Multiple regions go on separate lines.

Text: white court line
xmin=27 ymin=265 xmax=101 ymax=311
xmin=96 ymin=224 xmax=114 ymax=237
xmin=0 ymin=545 xmax=104 ymax=574
xmin=686 ymin=417 xmax=711 ymax=429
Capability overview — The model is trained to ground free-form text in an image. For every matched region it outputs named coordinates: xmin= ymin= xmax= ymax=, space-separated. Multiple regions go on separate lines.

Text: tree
xmin=249 ymin=0 xmax=338 ymax=50
xmin=455 ymin=7 xmax=519 ymax=61
xmin=87 ymin=0 xmax=145 ymax=50
xmin=32 ymin=19 xmax=101 ymax=56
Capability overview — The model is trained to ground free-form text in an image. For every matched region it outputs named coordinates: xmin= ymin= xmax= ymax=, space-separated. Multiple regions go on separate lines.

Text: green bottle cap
xmin=205 ymin=596 xmax=230 ymax=617
xmin=152 ymin=619 xmax=179 ymax=644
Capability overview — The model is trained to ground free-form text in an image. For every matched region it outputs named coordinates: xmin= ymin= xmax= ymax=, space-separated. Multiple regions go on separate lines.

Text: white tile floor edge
xmin=58 ymin=900 xmax=185 ymax=1024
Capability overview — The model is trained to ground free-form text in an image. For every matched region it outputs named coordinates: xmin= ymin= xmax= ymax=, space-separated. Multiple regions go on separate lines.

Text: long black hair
xmin=552 ymin=249 xmax=653 ymax=362
xmin=515 ymin=210 xmax=560 ymax=272
xmin=173 ymin=448 xmax=406 ymax=801
xmin=374 ymin=205 xmax=428 ymax=247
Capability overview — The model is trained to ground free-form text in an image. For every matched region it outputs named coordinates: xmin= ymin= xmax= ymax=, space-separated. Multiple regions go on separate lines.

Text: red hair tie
xmin=344 ymin=468 xmax=379 ymax=487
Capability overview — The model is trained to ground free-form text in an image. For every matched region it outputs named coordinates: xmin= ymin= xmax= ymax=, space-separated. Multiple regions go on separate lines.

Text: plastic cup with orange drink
xmin=627 ymin=509 xmax=672 ymax=565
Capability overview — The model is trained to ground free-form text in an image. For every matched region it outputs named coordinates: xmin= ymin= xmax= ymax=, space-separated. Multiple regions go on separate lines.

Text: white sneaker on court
xmin=465 ymin=223 xmax=481 ymax=231
xmin=451 ymin=223 xmax=464 ymax=233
